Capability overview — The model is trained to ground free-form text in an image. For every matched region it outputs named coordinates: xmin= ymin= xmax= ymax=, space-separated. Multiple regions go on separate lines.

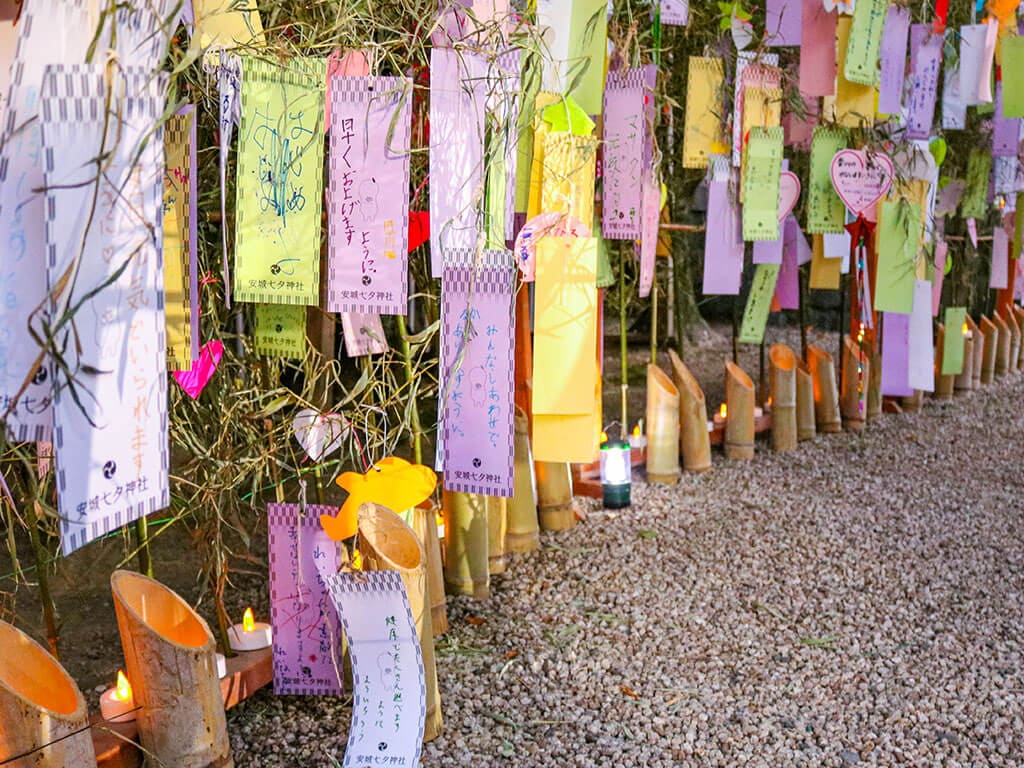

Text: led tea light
xmin=628 ymin=423 xmax=646 ymax=451
xmin=599 ymin=431 xmax=631 ymax=509
xmin=228 ymin=608 xmax=272 ymax=652
xmin=100 ymin=670 xmax=136 ymax=723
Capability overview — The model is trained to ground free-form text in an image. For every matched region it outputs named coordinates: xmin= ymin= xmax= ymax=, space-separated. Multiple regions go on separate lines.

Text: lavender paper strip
xmin=341 ymin=312 xmax=387 ymax=357
xmin=775 ymin=217 xmax=800 ymax=309
xmin=602 ymin=67 xmax=646 ymax=239
xmin=992 ymin=84 xmax=1019 ymax=158
xmin=906 ymin=25 xmax=942 ymax=141
xmin=907 ymin=280 xmax=934 ymax=392
xmin=702 ymin=173 xmax=744 ymax=296
xmin=492 ymin=49 xmax=521 ymax=243
xmin=877 ymin=5 xmax=910 ymax=115
xmin=880 ymin=312 xmax=913 ymax=397
xmin=328 ymin=76 xmax=412 ymax=315
xmin=958 ymin=24 xmax=989 ymax=107
xmin=942 ymin=56 xmax=967 ymax=130
xmin=753 ymin=237 xmax=783 ymax=265
xmin=991 ymin=225 xmax=1009 ymax=289
xmin=659 ymin=0 xmax=689 ymax=26
xmin=429 ymin=47 xmax=487 ymax=278
xmin=441 ymin=249 xmax=515 ymax=498
xmin=766 ymin=0 xmax=800 ymax=46
xmin=268 ymin=503 xmax=345 ymax=697
xmin=638 ymin=170 xmax=660 ymax=298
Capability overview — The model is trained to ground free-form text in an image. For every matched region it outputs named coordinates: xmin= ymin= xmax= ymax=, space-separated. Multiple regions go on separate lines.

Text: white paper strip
xmin=907 ymin=280 xmax=934 ymax=392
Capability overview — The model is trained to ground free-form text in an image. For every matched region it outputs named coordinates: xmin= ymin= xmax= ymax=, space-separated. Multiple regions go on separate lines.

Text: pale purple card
xmin=942 ymin=57 xmax=966 ymax=130
xmin=638 ymin=170 xmax=660 ymax=298
xmin=602 ymin=68 xmax=647 ymax=239
xmin=493 ymin=49 xmax=521 ymax=243
xmin=931 ymin=240 xmax=947 ymax=317
xmin=702 ymin=177 xmax=744 ymax=295
xmin=429 ymin=47 xmax=487 ymax=278
xmin=774 ymin=217 xmax=801 ymax=310
xmin=766 ymin=0 xmax=800 ymax=47
xmin=753 ymin=237 xmax=783 ymax=265
xmin=800 ymin=0 xmax=837 ymax=97
xmin=341 ymin=312 xmax=388 ymax=356
xmin=877 ymin=5 xmax=909 ymax=115
xmin=659 ymin=0 xmax=689 ymax=25
xmin=991 ymin=225 xmax=1009 ymax=289
xmin=268 ymin=503 xmax=344 ymax=697
xmin=906 ymin=25 xmax=942 ymax=141
xmin=328 ymin=76 xmax=412 ymax=315
xmin=441 ymin=250 xmax=516 ymax=498
xmin=880 ymin=312 xmax=913 ymax=397
xmin=958 ymin=24 xmax=989 ymax=107
xmin=908 ymin=280 xmax=933 ymax=392
xmin=992 ymin=84 xmax=1019 ymax=158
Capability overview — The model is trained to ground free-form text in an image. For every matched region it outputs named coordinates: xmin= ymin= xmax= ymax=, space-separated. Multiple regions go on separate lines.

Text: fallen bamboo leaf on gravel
xmin=620 ymin=684 xmax=640 ymax=699
xmin=465 ymin=615 xmax=487 ymax=625
xmin=637 ymin=529 xmax=658 ymax=538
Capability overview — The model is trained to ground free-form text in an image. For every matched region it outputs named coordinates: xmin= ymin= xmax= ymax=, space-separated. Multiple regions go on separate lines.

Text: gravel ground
xmin=229 ymin=367 xmax=1024 ymax=767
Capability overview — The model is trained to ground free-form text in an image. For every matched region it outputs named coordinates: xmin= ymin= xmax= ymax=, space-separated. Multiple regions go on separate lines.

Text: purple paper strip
xmin=775 ymin=216 xmax=800 ymax=309
xmin=341 ymin=312 xmax=388 ymax=356
xmin=880 ymin=312 xmax=913 ymax=397
xmin=602 ymin=68 xmax=646 ymax=239
xmin=328 ymin=76 xmax=412 ymax=315
xmin=441 ymin=250 xmax=516 ymax=497
xmin=268 ymin=503 xmax=344 ymax=697
xmin=766 ymin=0 xmax=800 ymax=46
xmin=429 ymin=47 xmax=487 ymax=278
xmin=638 ymin=171 xmax=659 ymax=298
xmin=753 ymin=237 xmax=783 ymax=265
xmin=992 ymin=84 xmax=1019 ymax=158
xmin=800 ymin=0 xmax=837 ymax=98
xmin=702 ymin=177 xmax=744 ymax=295
xmin=991 ymin=226 xmax=1009 ymax=289
xmin=932 ymin=240 xmax=946 ymax=317
xmin=906 ymin=24 xmax=942 ymax=140
xmin=659 ymin=0 xmax=689 ymax=26
xmin=877 ymin=5 xmax=910 ymax=115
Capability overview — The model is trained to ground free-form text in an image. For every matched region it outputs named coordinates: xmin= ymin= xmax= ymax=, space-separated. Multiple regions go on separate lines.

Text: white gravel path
xmin=229 ymin=372 xmax=1024 ymax=767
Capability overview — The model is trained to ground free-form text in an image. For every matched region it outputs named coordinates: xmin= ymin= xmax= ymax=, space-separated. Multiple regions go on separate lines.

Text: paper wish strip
xmin=40 ymin=67 xmax=169 ymax=556
xmin=733 ymin=52 xmax=778 ymax=166
xmin=0 ymin=0 xmax=93 ymax=442
xmin=602 ymin=68 xmax=647 ymax=239
xmin=942 ymin=53 xmax=967 ymax=131
xmin=833 ymin=16 xmax=877 ymax=128
xmin=765 ymin=0 xmax=799 ymax=47
xmin=681 ymin=57 xmax=725 ymax=169
xmin=483 ymin=49 xmax=522 ymax=246
xmin=941 ymin=307 xmax=967 ymax=375
xmin=268 ymin=503 xmax=345 ymax=696
xmin=324 ymin=570 xmax=425 ymax=768
xmin=800 ymin=0 xmax=837 ymax=98
xmin=961 ymin=150 xmax=992 ymax=220
xmin=192 ymin=0 xmax=265 ymax=51
xmin=328 ymin=76 xmax=412 ymax=315
xmin=742 ymin=127 xmax=783 ymax=242
xmin=874 ymin=200 xmax=920 ymax=314
xmin=163 ymin=107 xmax=199 ymax=371
xmin=905 ymin=25 xmax=942 ymax=141
xmin=540 ymin=133 xmax=597 ymax=229
xmin=253 ymin=304 xmax=307 ymax=358
xmin=807 ymin=127 xmax=848 ymax=234
xmin=1000 ymin=36 xmax=1024 ymax=119
xmin=843 ymin=0 xmax=887 ymax=86
xmin=992 ymin=84 xmax=1019 ymax=158
xmin=440 ymin=250 xmax=516 ymax=498
xmin=702 ymin=163 xmax=744 ymax=296
xmin=535 ymin=0 xmax=607 ymax=117
xmin=739 ymin=264 xmax=780 ymax=344
xmin=341 ymin=312 xmax=387 ymax=357
xmin=429 ymin=47 xmax=487 ymax=278
xmin=880 ymin=311 xmax=913 ymax=397
xmin=0 ymin=22 xmax=14 ymax=116
xmin=907 ymin=280 xmax=934 ymax=392
xmin=958 ymin=22 xmax=997 ymax=107
xmin=659 ymin=0 xmax=688 ymax=26
xmin=234 ymin=56 xmax=327 ymax=305
xmin=877 ymin=5 xmax=910 ymax=115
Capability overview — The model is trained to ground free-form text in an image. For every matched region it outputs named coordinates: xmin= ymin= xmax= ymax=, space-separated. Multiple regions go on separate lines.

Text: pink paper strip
xmin=638 ymin=171 xmax=660 ymax=298
xmin=877 ymin=5 xmax=910 ymax=115
xmin=783 ymin=90 xmax=818 ymax=149
xmin=702 ymin=178 xmax=744 ymax=295
xmin=602 ymin=67 xmax=647 ymax=239
xmin=991 ymin=226 xmax=1009 ymax=289
xmin=906 ymin=24 xmax=943 ymax=141
xmin=775 ymin=216 xmax=801 ymax=309
xmin=766 ymin=0 xmax=801 ymax=46
xmin=799 ymin=0 xmax=837 ymax=97
xmin=341 ymin=312 xmax=388 ymax=356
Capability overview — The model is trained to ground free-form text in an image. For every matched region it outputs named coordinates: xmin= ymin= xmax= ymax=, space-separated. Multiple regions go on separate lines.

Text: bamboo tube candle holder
xmin=486 ymin=495 xmax=508 ymax=575
xmin=807 ymin=344 xmax=842 ymax=433
xmin=409 ymin=502 xmax=448 ymax=636
xmin=796 ymin=363 xmax=816 ymax=441
xmin=980 ymin=316 xmax=998 ymax=384
xmin=506 ymin=410 xmax=540 ymax=553
xmin=969 ymin=315 xmax=984 ymax=388
xmin=956 ymin=324 xmax=975 ymax=394
xmin=840 ymin=335 xmax=868 ymax=431
xmin=357 ymin=503 xmax=443 ymax=743
xmin=645 ymin=364 xmax=681 ymax=483
xmin=724 ymin=361 xmax=755 ymax=460
xmin=933 ymin=324 xmax=956 ymax=400
xmin=668 ymin=350 xmax=712 ymax=473
xmin=110 ymin=570 xmax=232 ymax=768
xmin=1004 ymin=309 xmax=1021 ymax=372
xmin=1014 ymin=306 xmax=1024 ymax=369
xmin=0 ymin=621 xmax=98 ymax=768
xmin=769 ymin=344 xmax=798 ymax=452
xmin=900 ymin=390 xmax=924 ymax=413
xmin=993 ymin=313 xmax=1011 ymax=377
xmin=535 ymin=461 xmax=576 ymax=531
xmin=441 ymin=490 xmax=490 ymax=598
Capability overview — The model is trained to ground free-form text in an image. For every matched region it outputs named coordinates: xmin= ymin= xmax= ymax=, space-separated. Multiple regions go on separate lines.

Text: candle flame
xmin=243 ymin=607 xmax=255 ymax=633
xmin=600 ymin=430 xmax=608 ymax=444
xmin=632 ymin=424 xmax=641 ymax=438
xmin=435 ymin=512 xmax=445 ymax=529
xmin=962 ymin=322 xmax=970 ymax=336
xmin=115 ymin=670 xmax=132 ymax=702
xmin=351 ymin=548 xmax=363 ymax=570
xmin=719 ymin=403 xmax=727 ymax=419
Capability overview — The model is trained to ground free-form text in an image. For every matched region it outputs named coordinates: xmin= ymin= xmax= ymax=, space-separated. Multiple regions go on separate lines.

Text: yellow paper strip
xmin=163 ymin=111 xmax=194 ymax=371
xmin=192 ymin=0 xmax=265 ymax=51
xmin=809 ymin=233 xmax=842 ymax=290
xmin=835 ymin=16 xmax=878 ymax=128
xmin=682 ymin=57 xmax=725 ymax=169
xmin=527 ymin=91 xmax=563 ymax=219
xmin=539 ymin=133 xmax=597 ymax=225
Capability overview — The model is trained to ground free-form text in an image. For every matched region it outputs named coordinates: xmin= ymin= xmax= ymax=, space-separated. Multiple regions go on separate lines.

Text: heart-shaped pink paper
xmin=830 ymin=149 xmax=895 ymax=216
xmin=778 ymin=171 xmax=801 ymax=221
xmin=173 ymin=340 xmax=224 ymax=399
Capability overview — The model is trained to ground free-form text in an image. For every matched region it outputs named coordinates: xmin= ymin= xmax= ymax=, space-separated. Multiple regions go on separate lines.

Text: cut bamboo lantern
xmin=409 ymin=502 xmax=448 ymax=636
xmin=506 ymin=410 xmax=539 ymax=553
xmin=441 ymin=490 xmax=489 ymax=598
xmin=1015 ymin=306 xmax=1024 ymax=369
xmin=866 ymin=346 xmax=882 ymax=420
xmin=535 ymin=461 xmax=576 ymax=531
xmin=900 ymin=390 xmax=924 ymax=413
xmin=724 ymin=361 xmax=755 ymax=460
xmin=955 ymin=325 xmax=975 ymax=394
xmin=993 ymin=313 xmax=1011 ymax=377
xmin=980 ymin=315 xmax=998 ymax=384
xmin=840 ymin=335 xmax=868 ymax=431
xmin=110 ymin=570 xmax=232 ymax=768
xmin=933 ymin=324 xmax=955 ymax=400
xmin=970 ymin=315 xmax=984 ymax=388
xmin=0 ymin=621 xmax=97 ymax=768
xmin=1005 ymin=309 xmax=1021 ymax=373
xmin=487 ymin=495 xmax=508 ymax=575
xmin=668 ymin=349 xmax=712 ymax=473
xmin=795 ymin=363 xmax=816 ymax=441
xmin=807 ymin=344 xmax=842 ymax=433
xmin=768 ymin=344 xmax=798 ymax=452
xmin=645 ymin=364 xmax=681 ymax=483
xmin=357 ymin=503 xmax=443 ymax=743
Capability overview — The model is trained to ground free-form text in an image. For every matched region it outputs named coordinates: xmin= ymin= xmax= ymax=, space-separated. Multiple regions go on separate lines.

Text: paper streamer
xmin=800 ymin=0 xmax=837 ymax=97
xmin=660 ymin=0 xmax=689 ymax=25
xmin=253 ymin=304 xmax=307 ymax=358
xmin=324 ymin=570 xmax=425 ymax=768
xmin=327 ymin=76 xmax=412 ymax=315
xmin=880 ymin=312 xmax=913 ymax=397
xmin=739 ymin=264 xmax=781 ymax=344
xmin=875 ymin=200 xmax=920 ymax=314
xmin=702 ymin=163 xmax=744 ymax=295
xmin=267 ymin=503 xmax=345 ymax=697
xmin=807 ymin=126 xmax=849 ymax=234
xmin=40 ymin=67 xmax=169 ymax=556
xmin=844 ymin=0 xmax=887 ymax=86
xmin=0 ymin=0 xmax=93 ymax=442
xmin=429 ymin=47 xmax=486 ymax=278
xmin=908 ymin=280 xmax=934 ymax=392
xmin=234 ymin=57 xmax=327 ymax=305
xmin=602 ymin=67 xmax=647 ymax=238
xmin=341 ymin=312 xmax=387 ymax=357
xmin=682 ymin=57 xmax=725 ymax=169
xmin=765 ymin=0 xmax=800 ymax=46
xmin=941 ymin=307 xmax=967 ymax=375
xmin=877 ymin=5 xmax=910 ymax=115
xmin=742 ymin=126 xmax=784 ymax=241
xmin=535 ymin=0 xmax=607 ymax=116
xmin=905 ymin=25 xmax=943 ymax=140
xmin=440 ymin=250 xmax=516 ymax=498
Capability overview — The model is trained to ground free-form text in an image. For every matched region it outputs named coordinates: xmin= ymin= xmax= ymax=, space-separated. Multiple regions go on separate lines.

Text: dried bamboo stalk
xmin=487 ymin=495 xmax=508 ymax=575
xmin=357 ymin=503 xmax=442 ymax=743
xmin=0 ymin=621 xmax=97 ymax=768
xmin=668 ymin=349 xmax=712 ymax=473
xmin=768 ymin=344 xmax=798 ymax=452
xmin=110 ymin=570 xmax=232 ymax=768
xmin=506 ymin=410 xmax=539 ymax=553
xmin=933 ymin=324 xmax=955 ymax=400
xmin=980 ymin=315 xmax=998 ymax=384
xmin=534 ymin=462 xmax=576 ymax=531
xmin=408 ymin=503 xmax=448 ymax=636
xmin=1004 ymin=308 xmax=1021 ymax=373
xmin=796 ymin=363 xmax=816 ymax=441
xmin=645 ymin=364 xmax=681 ymax=483
xmin=1015 ymin=307 xmax=1024 ymax=369
xmin=441 ymin=490 xmax=490 ymax=598
xmin=994 ymin=313 xmax=1011 ymax=377
xmin=840 ymin=335 xmax=868 ymax=431
xmin=900 ymin=390 xmax=923 ymax=413
xmin=724 ymin=361 xmax=755 ymax=460
xmin=970 ymin=316 xmax=984 ymax=388
xmin=955 ymin=326 xmax=975 ymax=394
xmin=807 ymin=344 xmax=841 ymax=433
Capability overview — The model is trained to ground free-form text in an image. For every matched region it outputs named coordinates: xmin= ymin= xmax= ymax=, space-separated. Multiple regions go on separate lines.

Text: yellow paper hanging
xmin=682 ymin=57 xmax=726 ymax=169
xmin=835 ymin=16 xmax=877 ymax=128
xmin=163 ymin=111 xmax=194 ymax=371
xmin=192 ymin=0 xmax=265 ymax=51
xmin=527 ymin=91 xmax=564 ymax=219
xmin=539 ymin=133 xmax=597 ymax=225
xmin=809 ymin=233 xmax=842 ymax=289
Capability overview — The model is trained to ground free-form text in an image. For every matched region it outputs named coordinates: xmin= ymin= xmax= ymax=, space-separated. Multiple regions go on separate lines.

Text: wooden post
xmin=440 ymin=491 xmax=490 ymax=598
xmin=840 ymin=335 xmax=868 ymax=431
xmin=408 ymin=503 xmax=448 ymax=636
xmin=506 ymin=409 xmax=539 ymax=553
xmin=933 ymin=324 xmax=956 ymax=400
xmin=796 ymin=363 xmax=816 ymax=441
xmin=980 ymin=315 xmax=998 ymax=384
xmin=487 ymin=496 xmax=508 ymax=575
xmin=357 ymin=504 xmax=442 ymax=743
xmin=645 ymin=364 xmax=681 ymax=484
xmin=993 ymin=312 xmax=1011 ymax=377
xmin=0 ymin=621 xmax=97 ymax=768
xmin=667 ymin=349 xmax=712 ymax=473
xmin=110 ymin=570 xmax=232 ymax=768
xmin=724 ymin=362 xmax=755 ymax=460
xmin=768 ymin=344 xmax=798 ymax=452
xmin=807 ymin=344 xmax=842 ymax=433
xmin=535 ymin=461 xmax=576 ymax=531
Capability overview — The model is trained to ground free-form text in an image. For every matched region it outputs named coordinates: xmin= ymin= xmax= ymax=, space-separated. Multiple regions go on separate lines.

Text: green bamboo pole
xmin=24 ymin=499 xmax=60 ymax=658
xmin=397 ymin=314 xmax=424 ymax=465
xmin=135 ymin=516 xmax=153 ymax=577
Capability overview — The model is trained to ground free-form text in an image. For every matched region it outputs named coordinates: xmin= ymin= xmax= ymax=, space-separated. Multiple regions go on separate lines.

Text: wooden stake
xmin=667 ymin=349 xmax=712 ymax=473
xmin=768 ymin=344 xmax=798 ymax=452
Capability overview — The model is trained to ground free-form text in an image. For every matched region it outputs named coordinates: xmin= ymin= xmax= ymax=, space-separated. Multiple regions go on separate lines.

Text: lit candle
xmin=713 ymin=403 xmax=728 ymax=427
xmin=628 ymin=424 xmax=646 ymax=450
xmin=962 ymin=322 xmax=972 ymax=340
xmin=228 ymin=607 xmax=272 ymax=652
xmin=754 ymin=406 xmax=764 ymax=419
xmin=100 ymin=670 xmax=136 ymax=723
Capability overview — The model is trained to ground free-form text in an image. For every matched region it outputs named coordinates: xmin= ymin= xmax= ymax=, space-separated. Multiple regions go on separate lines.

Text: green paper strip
xmin=874 ymin=200 xmax=920 ymax=314
xmin=961 ymin=150 xmax=992 ymax=221
xmin=807 ymin=126 xmax=849 ymax=234
xmin=743 ymin=126 xmax=784 ymax=241
xmin=253 ymin=304 xmax=307 ymax=358
xmin=942 ymin=307 xmax=967 ymax=376
xmin=739 ymin=264 xmax=781 ymax=344
xmin=1001 ymin=36 xmax=1024 ymax=118
xmin=844 ymin=0 xmax=887 ymax=86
